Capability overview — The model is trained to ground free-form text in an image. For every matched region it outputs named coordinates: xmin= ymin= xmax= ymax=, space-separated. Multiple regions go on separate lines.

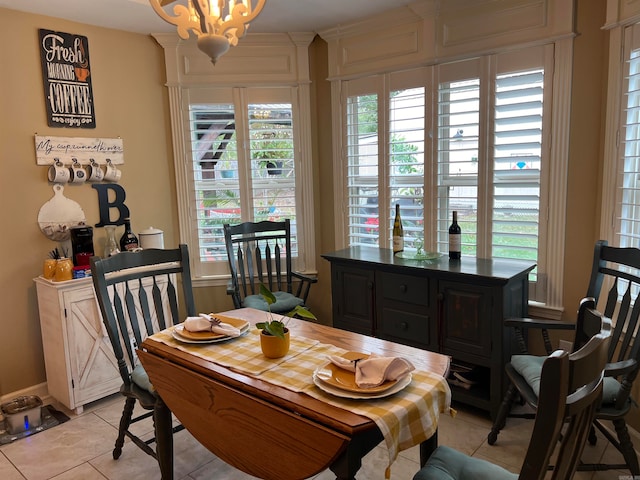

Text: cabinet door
xmin=438 ymin=281 xmax=492 ymax=360
xmin=63 ymin=287 xmax=121 ymax=406
xmin=331 ymin=264 xmax=375 ymax=335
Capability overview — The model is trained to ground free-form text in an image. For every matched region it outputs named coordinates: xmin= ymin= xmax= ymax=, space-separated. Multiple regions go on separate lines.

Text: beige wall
xmin=0 ymin=0 xmax=613 ymax=415
xmin=0 ymin=8 xmax=180 ymax=396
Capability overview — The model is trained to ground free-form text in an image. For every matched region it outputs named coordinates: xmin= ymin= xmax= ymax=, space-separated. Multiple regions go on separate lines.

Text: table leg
xmin=419 ymin=429 xmax=438 ymax=467
xmin=154 ymin=398 xmax=174 ymax=480
xmin=329 ymin=429 xmax=383 ymax=480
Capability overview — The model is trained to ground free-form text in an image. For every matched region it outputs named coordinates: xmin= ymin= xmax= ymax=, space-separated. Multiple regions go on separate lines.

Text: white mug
xmin=87 ymin=159 xmax=104 ymax=182
xmin=69 ymin=159 xmax=87 ymax=184
xmin=104 ymin=160 xmax=121 ymax=182
xmin=48 ymin=160 xmax=70 ymax=183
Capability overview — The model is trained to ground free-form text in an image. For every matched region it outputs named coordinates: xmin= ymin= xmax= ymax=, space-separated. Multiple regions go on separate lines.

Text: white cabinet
xmin=34 ymin=276 xmax=122 ymax=414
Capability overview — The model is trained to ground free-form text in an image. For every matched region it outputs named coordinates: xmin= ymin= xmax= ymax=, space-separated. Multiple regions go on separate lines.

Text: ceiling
xmin=0 ymin=0 xmax=417 ymax=35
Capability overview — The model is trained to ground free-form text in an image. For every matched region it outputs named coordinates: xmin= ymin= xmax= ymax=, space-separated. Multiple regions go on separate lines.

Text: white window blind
xmin=346 ymin=91 xmax=379 ymax=247
xmin=389 ymin=87 xmax=425 ymax=250
xmin=492 ymin=69 xmax=543 ymax=276
xmin=620 ymin=26 xmax=640 ymax=249
xmin=436 ymin=75 xmax=480 ymax=256
xmin=247 ymin=103 xmax=297 ymax=231
xmin=183 ymin=88 xmax=302 ymax=278
xmin=190 ymin=103 xmax=239 ymax=263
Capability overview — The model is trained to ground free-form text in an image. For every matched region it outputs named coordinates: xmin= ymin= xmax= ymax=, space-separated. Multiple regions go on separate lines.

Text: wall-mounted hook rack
xmin=35 ymin=135 xmax=124 ymax=166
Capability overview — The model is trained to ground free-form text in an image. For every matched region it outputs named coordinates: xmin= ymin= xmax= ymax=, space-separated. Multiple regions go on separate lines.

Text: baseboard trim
xmin=0 ymin=383 xmax=53 ymax=407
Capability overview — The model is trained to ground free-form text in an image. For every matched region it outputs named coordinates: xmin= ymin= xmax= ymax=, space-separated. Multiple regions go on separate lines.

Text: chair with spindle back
xmin=223 ymin=219 xmax=316 ymax=314
xmin=90 ymin=245 xmax=195 ymax=480
xmin=488 ymin=240 xmax=640 ymax=475
xmin=415 ymin=304 xmax=611 ymax=480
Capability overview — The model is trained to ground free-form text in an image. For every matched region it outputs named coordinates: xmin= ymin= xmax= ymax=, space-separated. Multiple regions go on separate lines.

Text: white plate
xmin=171 ymin=323 xmax=250 ymax=344
xmin=312 ymin=370 xmax=412 ymax=399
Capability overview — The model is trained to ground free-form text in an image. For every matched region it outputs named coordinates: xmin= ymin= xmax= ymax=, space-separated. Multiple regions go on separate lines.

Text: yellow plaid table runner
xmin=147 ymin=326 xmax=452 ymax=475
xmin=149 ymin=328 xmax=319 ymax=376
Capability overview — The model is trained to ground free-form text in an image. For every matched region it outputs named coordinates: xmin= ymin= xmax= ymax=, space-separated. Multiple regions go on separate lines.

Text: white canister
xmin=139 ymin=227 xmax=164 ymax=249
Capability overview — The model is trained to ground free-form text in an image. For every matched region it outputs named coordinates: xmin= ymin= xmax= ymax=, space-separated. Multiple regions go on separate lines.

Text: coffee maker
xmin=70 ymin=226 xmax=94 ymax=266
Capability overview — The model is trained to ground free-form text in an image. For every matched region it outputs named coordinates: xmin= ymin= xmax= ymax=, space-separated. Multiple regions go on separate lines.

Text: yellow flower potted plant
xmin=256 ymin=283 xmax=316 ymax=358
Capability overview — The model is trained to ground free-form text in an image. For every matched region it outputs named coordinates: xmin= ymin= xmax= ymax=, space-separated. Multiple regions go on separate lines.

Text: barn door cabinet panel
xmin=34 ymin=276 xmax=121 ymax=414
xmin=322 ymin=246 xmax=535 ymax=419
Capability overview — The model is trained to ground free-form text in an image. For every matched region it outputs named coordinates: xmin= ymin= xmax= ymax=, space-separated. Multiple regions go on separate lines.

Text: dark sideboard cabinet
xmin=322 ymin=246 xmax=536 ymax=420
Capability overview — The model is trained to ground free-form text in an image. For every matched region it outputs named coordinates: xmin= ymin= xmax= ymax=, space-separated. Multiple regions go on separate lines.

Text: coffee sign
xmin=39 ymin=29 xmax=96 ymax=129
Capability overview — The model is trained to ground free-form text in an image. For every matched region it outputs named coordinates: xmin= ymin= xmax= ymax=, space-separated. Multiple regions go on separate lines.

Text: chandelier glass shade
xmin=149 ymin=0 xmax=266 ymax=65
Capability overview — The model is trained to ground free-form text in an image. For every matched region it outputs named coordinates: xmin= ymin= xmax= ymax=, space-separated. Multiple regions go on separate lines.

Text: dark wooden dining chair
xmin=90 ymin=245 xmax=195 ymax=480
xmin=414 ymin=306 xmax=611 ymax=480
xmin=223 ymin=219 xmax=317 ymax=314
xmin=488 ymin=240 xmax=640 ymax=475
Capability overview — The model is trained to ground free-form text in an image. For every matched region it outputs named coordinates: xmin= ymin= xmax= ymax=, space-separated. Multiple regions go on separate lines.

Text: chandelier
xmin=149 ymin=0 xmax=266 ymax=65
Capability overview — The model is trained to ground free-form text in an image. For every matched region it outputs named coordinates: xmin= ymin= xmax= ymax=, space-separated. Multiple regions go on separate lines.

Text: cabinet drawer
xmin=378 ymin=272 xmax=429 ymax=306
xmin=378 ymin=307 xmax=430 ymax=346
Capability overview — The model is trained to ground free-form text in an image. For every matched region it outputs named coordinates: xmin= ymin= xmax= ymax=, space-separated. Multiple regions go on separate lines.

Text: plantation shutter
xmin=345 ymin=78 xmax=380 ymax=247
xmin=492 ymin=68 xmax=543 ymax=270
xmin=246 ymin=101 xmax=299 ymax=256
xmin=436 ymin=60 xmax=481 ymax=256
xmin=388 ymin=85 xmax=426 ymax=250
xmin=183 ymin=87 xmax=302 ymax=277
xmin=619 ymin=23 xmax=640 ymax=249
xmin=189 ymin=102 xmax=240 ymax=264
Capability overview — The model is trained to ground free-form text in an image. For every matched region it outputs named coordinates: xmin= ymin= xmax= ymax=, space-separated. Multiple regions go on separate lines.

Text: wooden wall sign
xmin=35 ymin=135 xmax=124 ymax=165
xmin=39 ymin=29 xmax=96 ymax=129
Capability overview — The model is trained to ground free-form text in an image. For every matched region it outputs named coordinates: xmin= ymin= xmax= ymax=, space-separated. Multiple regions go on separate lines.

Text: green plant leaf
xmin=265 ymin=321 xmax=286 ymax=339
xmin=259 ymin=283 xmax=277 ymax=305
xmin=286 ymin=305 xmax=317 ymax=321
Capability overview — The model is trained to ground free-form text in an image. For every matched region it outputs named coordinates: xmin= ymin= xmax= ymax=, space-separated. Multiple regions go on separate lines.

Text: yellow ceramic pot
xmin=260 ymin=329 xmax=290 ymax=359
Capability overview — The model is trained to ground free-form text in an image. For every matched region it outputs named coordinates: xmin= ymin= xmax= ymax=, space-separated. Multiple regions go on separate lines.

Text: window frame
xmin=174 ymin=85 xmax=315 ymax=284
xmin=602 ymin=21 xmax=640 ymax=252
xmin=331 ymin=39 xmax=573 ymax=311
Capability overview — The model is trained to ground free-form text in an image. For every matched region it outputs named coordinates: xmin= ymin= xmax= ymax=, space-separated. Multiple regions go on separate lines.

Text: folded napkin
xmin=184 ymin=313 xmax=241 ymax=337
xmin=328 ymin=353 xmax=415 ymax=388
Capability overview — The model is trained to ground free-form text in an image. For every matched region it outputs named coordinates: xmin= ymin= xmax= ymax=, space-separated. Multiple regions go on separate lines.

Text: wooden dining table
xmin=138 ymin=308 xmax=451 ymax=480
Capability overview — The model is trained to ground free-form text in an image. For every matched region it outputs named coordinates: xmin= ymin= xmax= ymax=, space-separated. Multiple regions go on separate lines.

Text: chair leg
xmin=488 ymin=383 xmax=517 ymax=445
xmin=113 ymin=397 xmax=136 ymax=459
xmin=588 ymin=425 xmax=597 ymax=446
xmin=154 ymin=398 xmax=174 ymax=480
xmin=613 ymin=418 xmax=640 ymax=476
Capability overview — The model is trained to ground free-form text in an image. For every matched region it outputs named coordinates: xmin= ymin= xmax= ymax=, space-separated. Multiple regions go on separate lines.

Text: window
xmin=341 ymin=46 xmax=551 ymax=301
xmin=618 ymin=24 xmax=640 ymax=249
xmin=178 ymin=87 xmax=313 ymax=281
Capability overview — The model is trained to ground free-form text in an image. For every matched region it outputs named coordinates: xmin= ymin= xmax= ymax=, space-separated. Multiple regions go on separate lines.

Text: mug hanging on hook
xmin=69 ymin=158 xmax=86 ymax=184
xmin=104 ymin=159 xmax=121 ymax=182
xmin=87 ymin=158 xmax=104 ymax=182
xmin=48 ymin=158 xmax=70 ymax=184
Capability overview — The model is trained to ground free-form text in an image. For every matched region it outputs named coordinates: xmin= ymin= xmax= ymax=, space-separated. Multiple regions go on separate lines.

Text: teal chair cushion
xmin=131 ymin=363 xmax=155 ymax=393
xmin=511 ymin=354 xmax=620 ymax=404
xmin=413 ymin=445 xmax=518 ymax=480
xmin=243 ymin=291 xmax=304 ymax=313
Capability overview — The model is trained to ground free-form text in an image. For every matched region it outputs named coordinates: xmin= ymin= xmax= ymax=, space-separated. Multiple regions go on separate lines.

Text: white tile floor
xmin=0 ymin=394 xmax=636 ymax=480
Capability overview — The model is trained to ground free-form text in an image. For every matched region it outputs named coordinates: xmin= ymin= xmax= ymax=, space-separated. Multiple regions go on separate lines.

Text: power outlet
xmin=558 ymin=339 xmax=573 ymax=352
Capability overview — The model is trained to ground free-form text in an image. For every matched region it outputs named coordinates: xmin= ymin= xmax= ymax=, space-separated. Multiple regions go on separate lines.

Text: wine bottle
xmin=449 ymin=211 xmax=461 ymax=260
xmin=119 ymin=218 xmax=139 ymax=252
xmin=392 ymin=204 xmax=404 ymax=253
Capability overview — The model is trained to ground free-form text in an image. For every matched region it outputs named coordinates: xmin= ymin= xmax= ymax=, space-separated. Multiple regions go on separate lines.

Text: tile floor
xmin=0 ymin=394 xmax=637 ymax=480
